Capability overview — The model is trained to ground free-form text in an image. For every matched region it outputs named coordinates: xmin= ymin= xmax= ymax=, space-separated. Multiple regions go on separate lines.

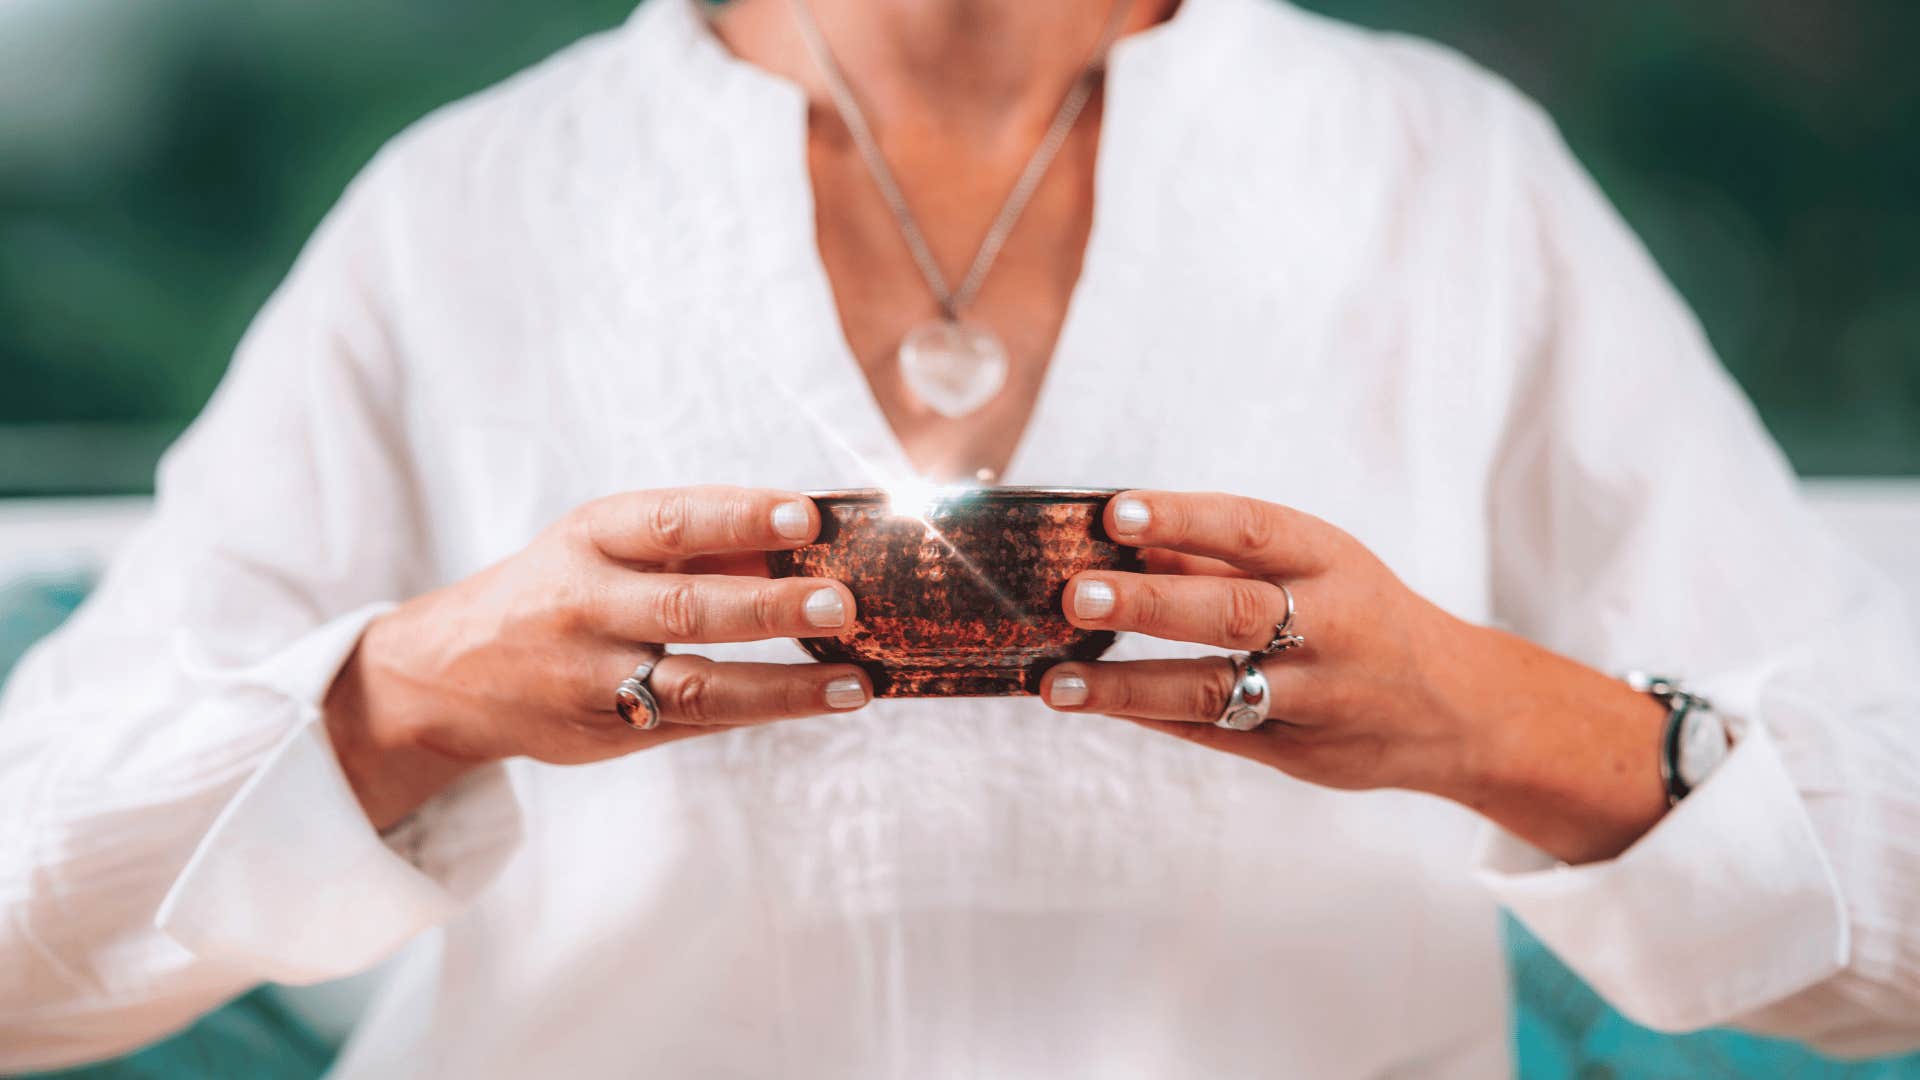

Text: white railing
xmin=6 ymin=482 xmax=1918 ymax=611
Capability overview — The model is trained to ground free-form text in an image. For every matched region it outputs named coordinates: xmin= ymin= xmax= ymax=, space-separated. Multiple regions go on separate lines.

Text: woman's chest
xmin=396 ymin=126 xmax=1511 ymax=624
xmin=806 ymin=113 xmax=1101 ymax=482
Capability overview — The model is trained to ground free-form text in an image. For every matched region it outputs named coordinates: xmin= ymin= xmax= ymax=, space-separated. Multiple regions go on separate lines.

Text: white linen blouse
xmin=3 ymin=0 xmax=1917 ymax=1074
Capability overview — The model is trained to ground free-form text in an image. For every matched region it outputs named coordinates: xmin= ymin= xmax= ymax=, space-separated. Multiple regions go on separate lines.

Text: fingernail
xmin=772 ymin=500 xmax=814 ymax=541
xmin=804 ymin=587 xmax=847 ymax=627
xmin=1112 ymin=497 xmax=1150 ymax=535
xmin=824 ymin=675 xmax=867 ymax=709
xmin=1074 ymin=579 xmax=1115 ymax=619
xmin=1048 ymin=674 xmax=1089 ymax=707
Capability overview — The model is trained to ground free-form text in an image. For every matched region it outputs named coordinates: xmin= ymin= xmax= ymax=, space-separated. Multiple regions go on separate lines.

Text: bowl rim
xmin=802 ymin=485 xmax=1122 ymax=504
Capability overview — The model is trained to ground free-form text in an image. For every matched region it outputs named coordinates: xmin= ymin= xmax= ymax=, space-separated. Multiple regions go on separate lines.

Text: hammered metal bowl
xmin=767 ymin=486 xmax=1141 ymax=697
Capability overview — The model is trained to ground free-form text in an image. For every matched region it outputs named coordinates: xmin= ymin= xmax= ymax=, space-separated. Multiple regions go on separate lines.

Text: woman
xmin=3 ymin=0 xmax=1916 ymax=1074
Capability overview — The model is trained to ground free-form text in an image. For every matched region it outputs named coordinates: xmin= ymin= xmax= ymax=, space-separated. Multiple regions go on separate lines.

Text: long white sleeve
xmin=1478 ymin=99 xmax=1920 ymax=1057
xmin=0 ymin=151 xmax=522 ymax=1071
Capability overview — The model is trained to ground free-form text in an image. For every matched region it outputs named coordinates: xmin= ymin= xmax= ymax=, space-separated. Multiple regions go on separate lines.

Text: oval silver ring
xmin=1254 ymin=582 xmax=1307 ymax=659
xmin=614 ymin=657 xmax=664 ymax=731
xmin=1214 ymin=653 xmax=1270 ymax=731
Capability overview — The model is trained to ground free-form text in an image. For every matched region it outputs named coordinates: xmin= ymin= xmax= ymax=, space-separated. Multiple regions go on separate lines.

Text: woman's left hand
xmin=1040 ymin=490 xmax=1672 ymax=863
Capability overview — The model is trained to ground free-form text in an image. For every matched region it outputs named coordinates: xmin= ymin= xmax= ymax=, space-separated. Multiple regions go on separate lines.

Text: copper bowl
xmin=767 ymin=486 xmax=1141 ymax=697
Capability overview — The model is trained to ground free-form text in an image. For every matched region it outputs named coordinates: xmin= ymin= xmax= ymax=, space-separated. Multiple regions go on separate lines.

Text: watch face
xmin=1677 ymin=707 xmax=1731 ymax=789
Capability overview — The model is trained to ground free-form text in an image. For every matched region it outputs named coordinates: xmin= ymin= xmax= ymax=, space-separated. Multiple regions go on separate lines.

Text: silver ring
xmin=1214 ymin=653 xmax=1270 ymax=731
xmin=614 ymin=655 xmax=665 ymax=731
xmin=1253 ymin=582 xmax=1306 ymax=659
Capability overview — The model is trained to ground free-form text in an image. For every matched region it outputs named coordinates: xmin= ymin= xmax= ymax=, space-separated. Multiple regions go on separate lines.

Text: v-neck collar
xmin=632 ymin=0 xmax=1233 ymax=489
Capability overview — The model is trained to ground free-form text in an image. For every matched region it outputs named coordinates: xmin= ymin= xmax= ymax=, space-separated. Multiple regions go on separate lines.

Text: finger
xmin=1104 ymin=491 xmax=1332 ymax=578
xmin=642 ymin=654 xmax=873 ymax=727
xmin=1064 ymin=571 xmax=1293 ymax=651
xmin=1039 ymin=657 xmax=1302 ymax=724
xmin=676 ymin=551 xmax=775 ymax=577
xmin=1106 ymin=716 xmax=1258 ymax=756
xmin=579 ymin=487 xmax=821 ymax=563
xmin=1139 ymin=547 xmax=1251 ymax=579
xmin=592 ymin=572 xmax=856 ymax=644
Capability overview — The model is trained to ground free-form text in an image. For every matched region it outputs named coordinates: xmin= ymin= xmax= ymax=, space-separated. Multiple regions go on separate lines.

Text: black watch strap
xmin=1628 ymin=673 xmax=1717 ymax=807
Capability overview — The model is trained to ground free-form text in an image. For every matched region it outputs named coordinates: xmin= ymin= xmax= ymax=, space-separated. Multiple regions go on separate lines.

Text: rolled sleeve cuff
xmin=1474 ymin=720 xmax=1848 ymax=1032
xmin=156 ymin=606 xmax=523 ymax=985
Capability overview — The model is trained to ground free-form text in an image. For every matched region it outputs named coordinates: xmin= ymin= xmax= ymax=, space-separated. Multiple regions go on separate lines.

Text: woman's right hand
xmin=323 ymin=486 xmax=870 ymax=829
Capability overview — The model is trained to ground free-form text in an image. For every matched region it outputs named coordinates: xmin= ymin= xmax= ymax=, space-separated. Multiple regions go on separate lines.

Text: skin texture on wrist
xmin=1421 ymin=619 xmax=1672 ymax=865
xmin=323 ymin=623 xmax=484 ymax=833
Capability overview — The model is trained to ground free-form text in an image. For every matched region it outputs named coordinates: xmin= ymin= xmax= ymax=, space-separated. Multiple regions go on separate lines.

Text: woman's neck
xmin=711 ymin=0 xmax=1178 ymax=141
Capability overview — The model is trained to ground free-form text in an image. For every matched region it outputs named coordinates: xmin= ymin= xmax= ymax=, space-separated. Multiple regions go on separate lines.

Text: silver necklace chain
xmin=788 ymin=0 xmax=1135 ymax=320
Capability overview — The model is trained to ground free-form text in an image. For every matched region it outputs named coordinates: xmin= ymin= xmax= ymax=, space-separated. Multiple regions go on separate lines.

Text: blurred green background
xmin=1 ymin=0 xmax=1917 ymax=495
xmin=3 ymin=3 xmax=1919 ymax=1076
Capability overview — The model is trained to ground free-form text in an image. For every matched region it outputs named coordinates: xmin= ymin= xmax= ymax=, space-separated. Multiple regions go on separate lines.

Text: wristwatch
xmin=1626 ymin=672 xmax=1731 ymax=806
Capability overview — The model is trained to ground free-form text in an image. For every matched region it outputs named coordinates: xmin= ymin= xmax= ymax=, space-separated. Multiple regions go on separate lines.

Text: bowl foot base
xmin=870 ymin=665 xmax=1039 ymax=698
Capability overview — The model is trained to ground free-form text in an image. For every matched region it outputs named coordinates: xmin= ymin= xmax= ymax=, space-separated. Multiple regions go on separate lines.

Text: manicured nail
xmin=1075 ymin=579 xmax=1115 ymax=619
xmin=804 ymin=587 xmax=847 ymax=627
xmin=824 ymin=675 xmax=867 ymax=709
xmin=1112 ymin=497 xmax=1150 ymax=535
xmin=772 ymin=500 xmax=814 ymax=541
xmin=1048 ymin=674 xmax=1089 ymax=707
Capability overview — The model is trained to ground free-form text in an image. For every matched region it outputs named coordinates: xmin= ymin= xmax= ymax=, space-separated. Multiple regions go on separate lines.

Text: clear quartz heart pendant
xmin=898 ymin=318 xmax=1009 ymax=419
